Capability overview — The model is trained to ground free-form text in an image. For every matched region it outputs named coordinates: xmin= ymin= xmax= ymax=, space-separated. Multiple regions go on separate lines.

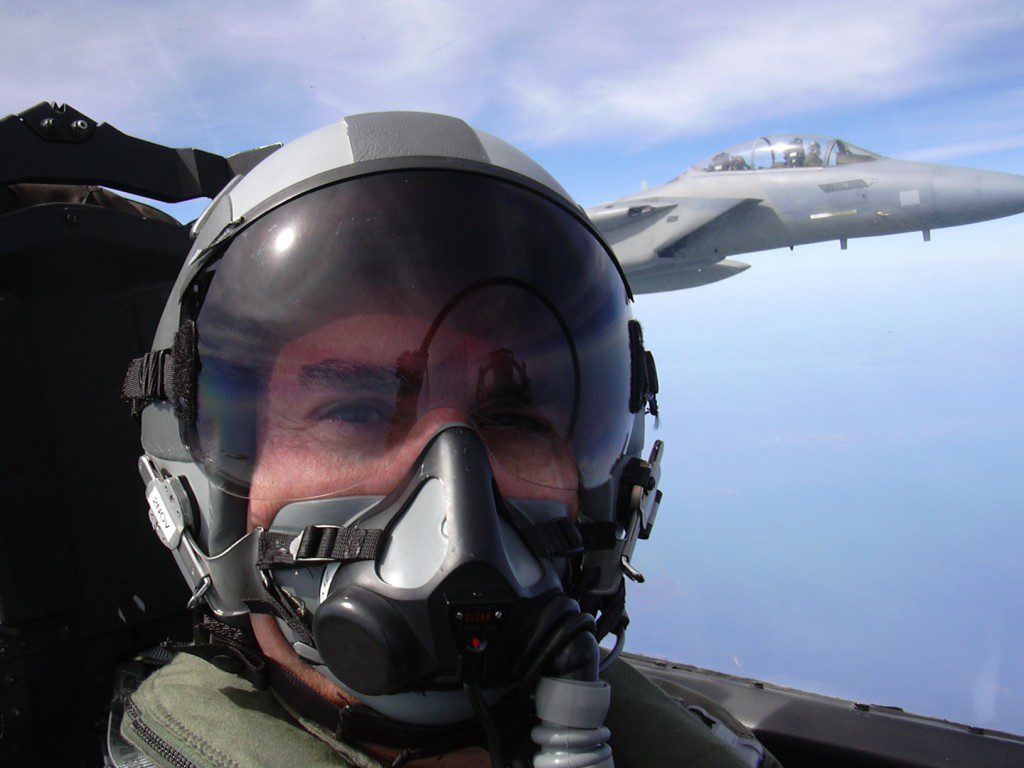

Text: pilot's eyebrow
xmin=298 ymin=358 xmax=398 ymax=391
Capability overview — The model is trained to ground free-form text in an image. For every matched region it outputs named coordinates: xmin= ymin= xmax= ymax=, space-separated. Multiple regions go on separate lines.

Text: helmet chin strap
xmin=175 ymin=612 xmax=537 ymax=765
xmin=182 ymin=600 xmax=613 ymax=768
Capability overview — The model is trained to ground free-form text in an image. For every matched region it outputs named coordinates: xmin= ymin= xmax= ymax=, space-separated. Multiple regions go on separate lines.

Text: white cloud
xmin=1 ymin=0 xmax=1022 ymax=150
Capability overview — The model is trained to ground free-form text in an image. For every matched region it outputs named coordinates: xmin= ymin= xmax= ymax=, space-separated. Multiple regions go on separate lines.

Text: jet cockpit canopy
xmin=692 ymin=134 xmax=884 ymax=173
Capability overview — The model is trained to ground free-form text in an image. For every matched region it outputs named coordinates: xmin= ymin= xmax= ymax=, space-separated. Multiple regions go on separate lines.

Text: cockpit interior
xmin=693 ymin=135 xmax=883 ymax=172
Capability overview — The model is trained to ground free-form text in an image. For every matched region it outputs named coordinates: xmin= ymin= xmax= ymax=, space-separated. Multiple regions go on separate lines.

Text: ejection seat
xmin=0 ymin=102 xmax=275 ymax=767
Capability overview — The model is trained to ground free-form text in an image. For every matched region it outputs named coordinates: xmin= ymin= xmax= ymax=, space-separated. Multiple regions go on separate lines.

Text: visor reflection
xmin=192 ymin=170 xmax=633 ymax=501
xmin=253 ymin=292 xmax=579 ymax=501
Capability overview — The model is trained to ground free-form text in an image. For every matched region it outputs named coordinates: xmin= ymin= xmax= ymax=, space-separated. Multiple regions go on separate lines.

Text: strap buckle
xmin=257 ymin=525 xmax=386 ymax=567
xmin=187 ymin=575 xmax=213 ymax=610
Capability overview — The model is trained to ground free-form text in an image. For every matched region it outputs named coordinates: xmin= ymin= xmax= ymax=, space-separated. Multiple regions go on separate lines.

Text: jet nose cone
xmin=932 ymin=167 xmax=1024 ymax=225
xmin=974 ymin=170 xmax=1024 ymax=217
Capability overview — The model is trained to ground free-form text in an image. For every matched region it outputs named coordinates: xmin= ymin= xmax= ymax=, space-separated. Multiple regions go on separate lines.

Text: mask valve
xmin=449 ymin=597 xmax=511 ymax=676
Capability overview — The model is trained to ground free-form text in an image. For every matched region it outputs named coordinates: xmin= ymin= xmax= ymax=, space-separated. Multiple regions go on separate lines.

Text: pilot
xmin=782 ymin=138 xmax=805 ymax=167
xmin=118 ymin=112 xmax=780 ymax=768
xmin=729 ymin=154 xmax=751 ymax=171
xmin=804 ymin=141 xmax=823 ymax=167
xmin=710 ymin=150 xmax=732 ymax=171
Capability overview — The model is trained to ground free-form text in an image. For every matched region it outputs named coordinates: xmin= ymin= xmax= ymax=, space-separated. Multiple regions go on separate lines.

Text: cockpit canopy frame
xmin=692 ymin=134 xmax=883 ymax=173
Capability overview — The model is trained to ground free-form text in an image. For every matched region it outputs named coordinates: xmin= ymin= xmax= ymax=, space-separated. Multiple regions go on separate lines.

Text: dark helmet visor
xmin=189 ymin=170 xmax=633 ymax=501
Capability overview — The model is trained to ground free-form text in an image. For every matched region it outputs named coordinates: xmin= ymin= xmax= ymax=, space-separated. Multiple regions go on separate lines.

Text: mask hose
xmin=599 ymin=629 xmax=626 ymax=674
xmin=530 ymin=616 xmax=614 ymax=768
xmin=465 ymin=682 xmax=507 ymax=768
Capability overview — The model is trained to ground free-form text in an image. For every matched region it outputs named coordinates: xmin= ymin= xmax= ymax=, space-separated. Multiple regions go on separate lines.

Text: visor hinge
xmin=138 ymin=455 xmax=213 ymax=606
xmin=139 ymin=455 xmax=192 ymax=549
xmin=619 ymin=440 xmax=665 ymax=583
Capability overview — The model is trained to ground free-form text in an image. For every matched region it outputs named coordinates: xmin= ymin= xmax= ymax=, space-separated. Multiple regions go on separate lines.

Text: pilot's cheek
xmin=248 ymin=496 xmax=281 ymax=533
xmin=491 ymin=461 xmax=580 ymax=519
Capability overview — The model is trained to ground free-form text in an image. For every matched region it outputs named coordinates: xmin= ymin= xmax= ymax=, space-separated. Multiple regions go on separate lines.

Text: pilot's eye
xmin=316 ymin=400 xmax=391 ymax=425
xmin=473 ymin=405 xmax=553 ymax=434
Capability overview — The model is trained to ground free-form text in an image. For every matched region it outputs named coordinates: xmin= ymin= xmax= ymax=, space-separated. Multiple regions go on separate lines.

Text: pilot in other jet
xmin=782 ymin=138 xmax=805 ymax=167
xmin=804 ymin=141 xmax=823 ymax=167
xmin=729 ymin=154 xmax=750 ymax=170
xmin=709 ymin=151 xmax=732 ymax=171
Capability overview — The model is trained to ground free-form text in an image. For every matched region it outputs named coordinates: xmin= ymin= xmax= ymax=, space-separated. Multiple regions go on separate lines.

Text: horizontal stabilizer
xmin=587 ymin=196 xmax=757 ymax=272
xmin=627 ymin=259 xmax=750 ymax=294
xmin=647 ymin=197 xmax=756 ymax=255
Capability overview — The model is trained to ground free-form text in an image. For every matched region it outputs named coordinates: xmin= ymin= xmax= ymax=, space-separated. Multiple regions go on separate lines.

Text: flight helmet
xmin=125 ymin=112 xmax=662 ymax=729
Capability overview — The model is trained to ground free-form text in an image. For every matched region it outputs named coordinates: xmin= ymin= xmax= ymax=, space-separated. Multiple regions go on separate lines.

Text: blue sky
xmin=4 ymin=0 xmax=1022 ymax=734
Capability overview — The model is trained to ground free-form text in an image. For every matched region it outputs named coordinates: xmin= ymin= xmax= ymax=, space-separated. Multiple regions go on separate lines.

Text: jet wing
xmin=625 ymin=258 xmax=750 ymax=294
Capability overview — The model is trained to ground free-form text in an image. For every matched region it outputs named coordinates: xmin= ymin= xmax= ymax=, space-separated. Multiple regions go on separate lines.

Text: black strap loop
xmin=244 ymin=596 xmax=316 ymax=647
xmin=121 ymin=320 xmax=197 ymax=422
xmin=171 ymin=614 xmax=268 ymax=689
xmin=628 ymin=319 xmax=660 ymax=419
xmin=595 ymin=580 xmax=629 ymax=641
xmin=521 ymin=517 xmax=584 ymax=559
xmin=121 ymin=349 xmax=172 ymax=418
xmin=579 ymin=521 xmax=619 ymax=551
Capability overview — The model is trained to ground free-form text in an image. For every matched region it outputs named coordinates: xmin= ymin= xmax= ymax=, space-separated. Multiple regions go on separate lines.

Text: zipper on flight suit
xmin=124 ymin=697 xmax=203 ymax=768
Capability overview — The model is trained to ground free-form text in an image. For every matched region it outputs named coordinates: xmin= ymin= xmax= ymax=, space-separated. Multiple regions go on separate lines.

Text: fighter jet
xmin=590 ymin=134 xmax=1024 ymax=293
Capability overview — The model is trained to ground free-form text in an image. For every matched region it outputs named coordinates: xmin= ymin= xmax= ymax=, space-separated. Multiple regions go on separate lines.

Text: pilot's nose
xmin=401 ymin=408 xmax=578 ymax=509
xmin=401 ymin=406 xmax=475 ymax=445
xmin=932 ymin=167 xmax=1024 ymax=225
xmin=402 ymin=406 xmax=512 ymax=478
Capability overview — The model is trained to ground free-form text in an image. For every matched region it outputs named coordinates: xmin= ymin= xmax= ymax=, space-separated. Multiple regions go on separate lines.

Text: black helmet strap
xmin=171 ymin=613 xmax=535 ymax=764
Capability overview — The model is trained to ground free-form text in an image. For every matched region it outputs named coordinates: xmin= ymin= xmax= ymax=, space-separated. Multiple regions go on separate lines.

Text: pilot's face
xmin=246 ymin=313 xmax=580 ymax=717
xmin=247 ymin=312 xmax=580 ymax=529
